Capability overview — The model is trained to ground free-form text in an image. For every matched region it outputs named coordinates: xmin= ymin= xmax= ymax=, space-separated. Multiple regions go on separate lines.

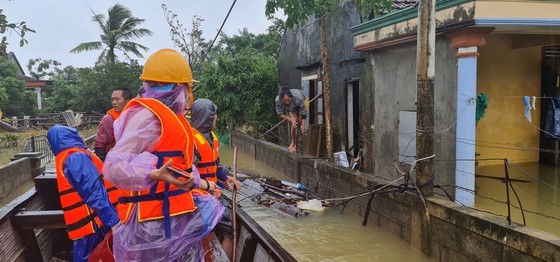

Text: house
xmin=278 ymin=0 xmax=560 ymax=206
xmin=349 ymin=0 xmax=560 ymax=205
xmin=277 ymin=2 xmax=368 ymax=164
xmin=5 ymin=52 xmax=53 ymax=110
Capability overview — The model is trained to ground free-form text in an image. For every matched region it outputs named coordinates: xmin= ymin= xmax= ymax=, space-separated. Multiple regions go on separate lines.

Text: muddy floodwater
xmin=219 ymin=145 xmax=431 ymax=261
xmin=476 ymin=162 xmax=560 ymax=236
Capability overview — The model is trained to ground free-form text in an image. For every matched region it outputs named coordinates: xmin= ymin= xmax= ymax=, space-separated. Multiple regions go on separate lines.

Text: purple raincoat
xmin=103 ymin=84 xmax=224 ymax=261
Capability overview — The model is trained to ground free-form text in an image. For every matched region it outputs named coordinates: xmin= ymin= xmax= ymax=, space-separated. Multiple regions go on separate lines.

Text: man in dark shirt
xmin=94 ymin=87 xmax=132 ymax=161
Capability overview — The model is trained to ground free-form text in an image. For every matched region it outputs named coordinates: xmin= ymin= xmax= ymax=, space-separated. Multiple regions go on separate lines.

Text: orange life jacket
xmin=105 ymin=109 xmax=121 ymax=152
xmin=107 ymin=108 xmax=121 ymax=120
xmin=116 ymin=98 xmax=196 ymax=238
xmin=192 ymin=129 xmax=220 ymax=183
xmin=55 ymin=147 xmax=119 ymax=240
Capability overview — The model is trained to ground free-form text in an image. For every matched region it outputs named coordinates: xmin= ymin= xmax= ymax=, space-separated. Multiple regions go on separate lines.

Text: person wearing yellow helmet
xmin=103 ymin=48 xmax=224 ymax=261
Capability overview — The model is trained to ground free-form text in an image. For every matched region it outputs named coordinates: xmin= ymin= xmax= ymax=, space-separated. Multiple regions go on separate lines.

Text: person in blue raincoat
xmin=47 ymin=125 xmax=120 ymax=262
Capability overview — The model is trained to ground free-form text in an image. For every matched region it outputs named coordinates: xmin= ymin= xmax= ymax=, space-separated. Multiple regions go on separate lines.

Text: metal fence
xmin=21 ymin=135 xmax=52 ymax=167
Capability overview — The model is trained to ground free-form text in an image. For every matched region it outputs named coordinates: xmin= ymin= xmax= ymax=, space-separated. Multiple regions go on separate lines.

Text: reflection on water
xmin=220 ymin=145 xmax=430 ymax=261
xmin=476 ymin=162 xmax=560 ymax=236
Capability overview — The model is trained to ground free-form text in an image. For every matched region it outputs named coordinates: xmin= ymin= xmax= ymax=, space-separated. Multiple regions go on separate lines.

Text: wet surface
xmin=476 ymin=162 xmax=560 ymax=236
xmin=220 ymin=145 xmax=431 ymax=261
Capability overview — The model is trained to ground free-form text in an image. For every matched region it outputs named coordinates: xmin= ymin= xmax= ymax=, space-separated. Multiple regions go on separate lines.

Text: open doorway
xmin=540 ymin=46 xmax=560 ymax=165
xmin=346 ymin=80 xmax=360 ymax=157
xmin=302 ymin=76 xmax=324 ymax=128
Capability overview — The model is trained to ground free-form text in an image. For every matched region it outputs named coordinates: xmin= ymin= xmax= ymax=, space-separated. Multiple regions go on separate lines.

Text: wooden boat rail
xmin=2 ymin=171 xmax=296 ymax=262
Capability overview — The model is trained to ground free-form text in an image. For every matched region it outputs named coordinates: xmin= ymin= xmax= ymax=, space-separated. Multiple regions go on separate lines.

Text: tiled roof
xmin=379 ymin=0 xmax=418 ymax=16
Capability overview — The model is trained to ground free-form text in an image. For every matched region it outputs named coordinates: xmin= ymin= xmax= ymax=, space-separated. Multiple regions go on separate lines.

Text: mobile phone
xmin=166 ymin=166 xmax=191 ymax=178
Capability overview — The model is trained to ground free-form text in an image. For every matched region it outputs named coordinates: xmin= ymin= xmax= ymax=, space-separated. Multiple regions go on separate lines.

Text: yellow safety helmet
xmin=140 ymin=48 xmax=197 ymax=84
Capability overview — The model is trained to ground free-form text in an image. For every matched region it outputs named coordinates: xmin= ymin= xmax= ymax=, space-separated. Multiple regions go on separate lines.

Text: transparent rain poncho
xmin=103 ymin=83 xmax=224 ymax=261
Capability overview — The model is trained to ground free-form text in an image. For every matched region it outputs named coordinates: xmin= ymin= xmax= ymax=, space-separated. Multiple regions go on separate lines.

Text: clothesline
xmin=484 ymin=95 xmax=554 ymax=99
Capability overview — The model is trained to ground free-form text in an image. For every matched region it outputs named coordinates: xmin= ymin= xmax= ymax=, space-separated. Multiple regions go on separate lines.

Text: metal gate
xmin=21 ymin=135 xmax=52 ymax=167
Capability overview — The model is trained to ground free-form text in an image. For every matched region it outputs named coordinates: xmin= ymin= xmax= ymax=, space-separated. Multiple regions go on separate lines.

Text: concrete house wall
xmin=277 ymin=3 xmax=368 ymax=165
xmin=476 ymin=34 xmax=543 ymax=165
xmin=365 ymin=37 xmax=458 ymax=187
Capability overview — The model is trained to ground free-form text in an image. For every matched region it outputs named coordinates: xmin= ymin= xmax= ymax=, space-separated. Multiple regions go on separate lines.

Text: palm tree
xmin=70 ymin=4 xmax=153 ymax=64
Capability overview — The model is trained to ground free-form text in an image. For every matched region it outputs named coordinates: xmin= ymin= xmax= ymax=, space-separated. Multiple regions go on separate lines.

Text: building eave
xmin=350 ymin=0 xmax=472 ymax=36
xmin=351 ymin=0 xmax=560 ymax=52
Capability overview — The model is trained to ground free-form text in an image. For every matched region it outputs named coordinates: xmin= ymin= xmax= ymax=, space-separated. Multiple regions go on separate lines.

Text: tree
xmin=0 ymin=9 xmax=35 ymax=56
xmin=27 ymin=58 xmax=62 ymax=80
xmin=197 ymin=49 xmax=278 ymax=135
xmin=74 ymin=61 xmax=142 ymax=113
xmin=0 ymin=58 xmax=35 ymax=116
xmin=162 ymin=5 xmax=210 ymax=73
xmin=70 ymin=4 xmax=153 ymax=64
xmin=195 ymin=25 xmax=283 ymax=135
xmin=265 ymin=0 xmax=391 ymax=157
xmin=218 ymin=23 xmax=284 ymax=58
xmin=43 ymin=66 xmax=79 ymax=112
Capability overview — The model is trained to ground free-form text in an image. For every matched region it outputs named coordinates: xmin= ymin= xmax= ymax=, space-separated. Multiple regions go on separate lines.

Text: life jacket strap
xmin=66 ymin=212 xmax=97 ymax=232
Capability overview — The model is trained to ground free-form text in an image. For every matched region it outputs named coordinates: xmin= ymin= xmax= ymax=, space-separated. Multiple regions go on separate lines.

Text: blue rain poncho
xmin=47 ymin=124 xmax=119 ymax=262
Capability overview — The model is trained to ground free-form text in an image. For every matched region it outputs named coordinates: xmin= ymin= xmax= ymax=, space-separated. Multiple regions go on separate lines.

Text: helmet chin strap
xmin=187 ymin=84 xmax=194 ymax=107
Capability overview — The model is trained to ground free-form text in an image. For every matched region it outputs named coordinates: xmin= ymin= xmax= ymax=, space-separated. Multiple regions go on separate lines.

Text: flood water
xmin=476 ymin=162 xmax=560 ymax=236
xmin=219 ymin=145 xmax=431 ymax=261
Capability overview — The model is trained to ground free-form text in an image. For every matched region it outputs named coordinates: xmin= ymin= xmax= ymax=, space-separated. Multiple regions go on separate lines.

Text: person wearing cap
xmin=190 ymin=98 xmax=240 ymax=261
xmin=94 ymin=87 xmax=132 ymax=161
xmin=103 ymin=49 xmax=224 ymax=261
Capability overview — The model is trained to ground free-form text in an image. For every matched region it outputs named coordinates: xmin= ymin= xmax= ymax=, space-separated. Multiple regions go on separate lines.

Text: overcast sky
xmin=2 ymin=0 xmax=281 ymax=74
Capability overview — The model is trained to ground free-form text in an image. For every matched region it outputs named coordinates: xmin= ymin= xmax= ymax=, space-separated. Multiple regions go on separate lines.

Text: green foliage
xmin=44 ymin=61 xmax=142 ymax=113
xmin=0 ymin=9 xmax=35 ymax=56
xmin=197 ymin=49 xmax=278 ymax=134
xmin=0 ymin=58 xmax=35 ymax=116
xmin=162 ymin=11 xmax=284 ymax=135
xmin=162 ymin=5 xmax=210 ymax=73
xmin=75 ymin=61 xmax=142 ymax=113
xmin=218 ymin=24 xmax=284 ymax=58
xmin=70 ymin=4 xmax=153 ymax=64
xmin=0 ymin=132 xmax=18 ymax=148
xmin=44 ymin=66 xmax=79 ymax=112
xmin=27 ymin=58 xmax=62 ymax=80
xmin=265 ymin=0 xmax=392 ymax=28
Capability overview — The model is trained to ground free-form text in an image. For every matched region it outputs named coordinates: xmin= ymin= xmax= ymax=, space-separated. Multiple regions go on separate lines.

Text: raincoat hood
xmin=47 ymin=124 xmax=87 ymax=156
xmin=190 ymin=98 xmax=217 ymax=134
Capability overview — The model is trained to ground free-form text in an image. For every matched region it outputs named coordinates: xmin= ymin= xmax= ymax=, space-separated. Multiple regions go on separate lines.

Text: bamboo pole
xmin=259 ymin=93 xmax=323 ymax=139
xmin=232 ymin=147 xmax=238 ymax=261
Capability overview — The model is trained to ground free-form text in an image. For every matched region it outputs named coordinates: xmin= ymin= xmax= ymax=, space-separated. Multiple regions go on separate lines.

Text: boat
xmin=0 ymin=170 xmax=296 ymax=262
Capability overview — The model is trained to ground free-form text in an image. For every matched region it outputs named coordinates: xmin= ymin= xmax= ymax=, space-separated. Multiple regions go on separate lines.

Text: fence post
xmin=504 ymin=159 xmax=512 ymax=225
xmin=31 ymin=136 xmax=36 ymax=152
xmin=12 ymin=116 xmax=18 ymax=128
xmin=24 ymin=116 xmax=30 ymax=129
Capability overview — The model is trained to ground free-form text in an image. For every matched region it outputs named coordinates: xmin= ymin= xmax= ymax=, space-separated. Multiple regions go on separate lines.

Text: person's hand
xmin=198 ymin=180 xmax=221 ymax=198
xmin=299 ymin=124 xmax=305 ymax=133
xmin=207 ymin=181 xmax=222 ymax=198
xmin=149 ymin=160 xmax=194 ymax=191
xmin=290 ymin=118 xmax=298 ymax=128
xmin=224 ymin=176 xmax=241 ymax=190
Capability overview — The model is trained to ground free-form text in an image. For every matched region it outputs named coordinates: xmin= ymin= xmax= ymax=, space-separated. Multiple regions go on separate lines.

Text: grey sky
xmin=3 ymin=0 xmax=281 ymax=74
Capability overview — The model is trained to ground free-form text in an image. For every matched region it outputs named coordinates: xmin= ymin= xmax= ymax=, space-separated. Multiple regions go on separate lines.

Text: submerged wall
xmin=232 ymin=131 xmax=560 ymax=261
xmin=0 ymin=158 xmax=32 ymax=200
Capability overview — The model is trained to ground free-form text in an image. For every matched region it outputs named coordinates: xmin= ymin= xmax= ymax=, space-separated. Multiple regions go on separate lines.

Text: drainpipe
xmin=415 ymin=0 xmax=436 ymax=196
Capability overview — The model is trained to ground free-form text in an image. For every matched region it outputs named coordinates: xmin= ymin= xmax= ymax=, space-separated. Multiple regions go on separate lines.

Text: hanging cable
xmin=200 ymin=0 xmax=237 ymax=63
